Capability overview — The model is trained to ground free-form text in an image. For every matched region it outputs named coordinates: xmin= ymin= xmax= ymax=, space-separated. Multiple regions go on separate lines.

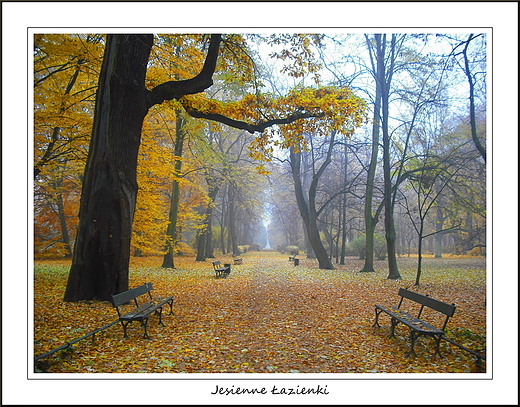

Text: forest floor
xmin=33 ymin=251 xmax=487 ymax=374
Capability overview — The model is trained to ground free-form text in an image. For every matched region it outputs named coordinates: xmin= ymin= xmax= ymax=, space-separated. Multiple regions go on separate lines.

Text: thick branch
xmin=182 ymin=105 xmax=320 ymax=134
xmin=463 ymin=34 xmax=486 ymax=162
xmin=146 ymin=34 xmax=222 ymax=108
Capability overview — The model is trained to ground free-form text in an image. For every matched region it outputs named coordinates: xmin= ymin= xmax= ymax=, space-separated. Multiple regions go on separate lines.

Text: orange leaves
xmin=179 ymin=85 xmax=368 ymax=167
xmin=34 ymin=253 xmax=486 ymax=373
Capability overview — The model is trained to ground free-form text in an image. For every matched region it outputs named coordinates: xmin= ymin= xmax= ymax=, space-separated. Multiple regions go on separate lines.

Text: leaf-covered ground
xmin=33 ymin=251 xmax=486 ymax=374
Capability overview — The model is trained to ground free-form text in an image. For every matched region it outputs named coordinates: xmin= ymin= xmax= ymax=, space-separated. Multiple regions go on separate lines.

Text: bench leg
xmin=155 ymin=307 xmax=165 ymax=327
xmin=389 ymin=317 xmax=399 ymax=338
xmin=433 ymin=335 xmax=444 ymax=358
xmin=372 ymin=308 xmax=382 ymax=328
xmin=405 ymin=330 xmax=419 ymax=358
xmin=140 ymin=318 xmax=152 ymax=340
xmin=120 ymin=320 xmax=131 ymax=338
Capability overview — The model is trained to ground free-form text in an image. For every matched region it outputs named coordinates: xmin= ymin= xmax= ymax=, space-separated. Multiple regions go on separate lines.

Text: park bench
xmin=234 ymin=257 xmax=243 ymax=265
xmin=110 ymin=282 xmax=174 ymax=339
xmin=289 ymin=256 xmax=299 ymax=265
xmin=212 ymin=260 xmax=231 ymax=278
xmin=373 ymin=288 xmax=456 ymax=358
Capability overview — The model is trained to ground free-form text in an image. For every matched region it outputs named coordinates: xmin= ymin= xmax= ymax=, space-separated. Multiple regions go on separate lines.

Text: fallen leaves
xmin=33 ymin=252 xmax=486 ymax=373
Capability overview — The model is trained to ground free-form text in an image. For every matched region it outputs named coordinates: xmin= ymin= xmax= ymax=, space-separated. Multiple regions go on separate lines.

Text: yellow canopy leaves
xmin=180 ymin=85 xmax=368 ymax=162
xmin=34 ymin=33 xmax=368 ymax=258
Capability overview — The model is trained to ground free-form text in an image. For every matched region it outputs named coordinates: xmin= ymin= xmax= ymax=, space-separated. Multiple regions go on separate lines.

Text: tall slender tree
xmin=289 ymin=132 xmax=338 ymax=270
xmin=360 ymin=34 xmax=385 ymax=273
xmin=161 ymin=110 xmax=187 ymax=268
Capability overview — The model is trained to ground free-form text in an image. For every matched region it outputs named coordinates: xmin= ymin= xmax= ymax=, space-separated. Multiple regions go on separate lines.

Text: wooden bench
xmin=234 ymin=257 xmax=243 ymax=265
xmin=110 ymin=283 xmax=174 ymax=339
xmin=373 ymin=288 xmax=456 ymax=357
xmin=289 ymin=256 xmax=299 ymax=265
xmin=212 ymin=260 xmax=231 ymax=278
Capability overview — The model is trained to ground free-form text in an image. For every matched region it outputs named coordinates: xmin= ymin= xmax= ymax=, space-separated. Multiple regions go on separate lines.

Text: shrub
xmin=285 ymin=245 xmax=299 ymax=255
xmin=349 ymin=237 xmax=365 ymax=259
xmin=374 ymin=234 xmax=387 ymax=260
xmin=175 ymin=242 xmax=195 ymax=256
xmin=468 ymin=246 xmax=486 ymax=256
xmin=348 ymin=235 xmax=387 ymax=260
xmin=249 ymin=243 xmax=261 ymax=251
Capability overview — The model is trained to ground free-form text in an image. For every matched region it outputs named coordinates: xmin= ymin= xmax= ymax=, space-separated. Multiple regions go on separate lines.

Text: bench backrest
xmin=111 ymin=283 xmax=153 ymax=308
xmin=212 ymin=261 xmax=221 ymax=269
xmin=398 ymin=288 xmax=456 ymax=317
xmin=398 ymin=288 xmax=456 ymax=331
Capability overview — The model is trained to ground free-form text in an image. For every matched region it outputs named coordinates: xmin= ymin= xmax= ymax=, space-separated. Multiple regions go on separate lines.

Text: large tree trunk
xmin=64 ymin=34 xmax=222 ymax=301
xmin=64 ymin=35 xmax=153 ymax=301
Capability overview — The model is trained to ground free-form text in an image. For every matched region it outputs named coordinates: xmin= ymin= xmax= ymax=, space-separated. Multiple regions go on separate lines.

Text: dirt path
xmin=33 ymin=252 xmax=486 ymax=373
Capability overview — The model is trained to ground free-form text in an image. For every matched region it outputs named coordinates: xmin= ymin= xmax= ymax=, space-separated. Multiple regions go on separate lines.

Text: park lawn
xmin=33 ymin=251 xmax=486 ymax=374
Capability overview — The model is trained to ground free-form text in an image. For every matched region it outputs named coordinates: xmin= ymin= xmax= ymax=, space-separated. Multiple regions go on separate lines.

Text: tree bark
xmin=64 ymin=35 xmax=153 ymax=301
xmin=228 ymin=187 xmax=240 ymax=256
xmin=162 ymin=111 xmax=185 ymax=269
xmin=195 ymin=185 xmax=219 ymax=261
xmin=434 ymin=202 xmax=444 ymax=258
xmin=289 ymin=140 xmax=335 ymax=270
xmin=381 ymin=35 xmax=401 ymax=280
xmin=360 ymin=34 xmax=384 ymax=272
xmin=56 ymin=182 xmax=72 ymax=258
xmin=64 ymin=34 xmax=223 ymax=301
xmin=462 ymin=34 xmax=486 ymax=162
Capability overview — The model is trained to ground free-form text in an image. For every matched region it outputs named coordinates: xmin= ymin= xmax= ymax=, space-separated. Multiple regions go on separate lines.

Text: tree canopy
xmin=32 ymin=32 xmax=486 ymax=302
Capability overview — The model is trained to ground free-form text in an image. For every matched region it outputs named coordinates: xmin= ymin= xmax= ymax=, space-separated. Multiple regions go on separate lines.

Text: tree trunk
xmin=64 ymin=34 xmax=153 ymax=301
xmin=304 ymin=220 xmax=316 ymax=259
xmin=415 ymin=223 xmax=425 ymax=286
xmin=381 ymin=34 xmax=401 ymax=280
xmin=360 ymin=34 xmax=383 ymax=273
xmin=462 ymin=34 xmax=486 ymax=162
xmin=195 ymin=223 xmax=207 ymax=261
xmin=339 ymin=139 xmax=348 ymax=265
xmin=195 ymin=185 xmax=219 ymax=261
xmin=162 ymin=111 xmax=185 ymax=269
xmin=56 ymin=185 xmax=72 ymax=258
xmin=290 ymin=145 xmax=334 ymax=270
xmin=383 ymin=109 xmax=401 ymax=280
xmin=204 ymin=208 xmax=215 ymax=258
xmin=434 ymin=204 xmax=444 ymax=258
xmin=228 ymin=187 xmax=240 ymax=256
